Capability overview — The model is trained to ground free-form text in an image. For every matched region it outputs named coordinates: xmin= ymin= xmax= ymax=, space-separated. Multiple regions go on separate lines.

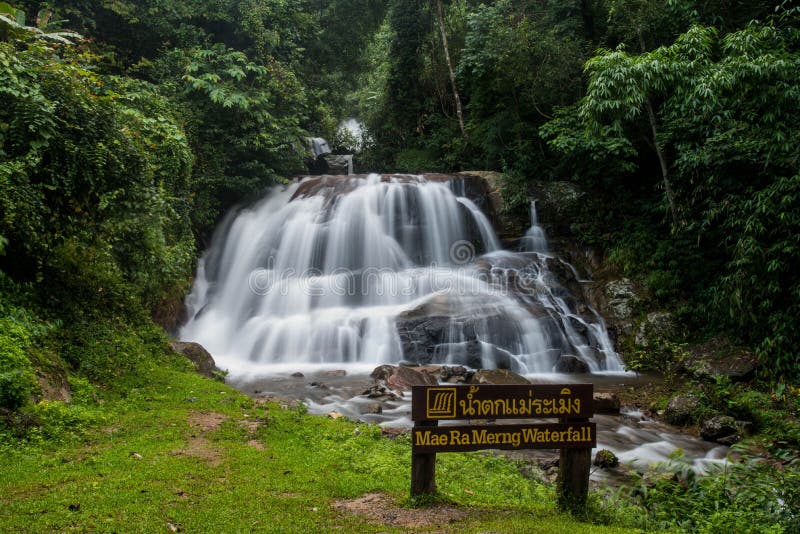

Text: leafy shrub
xmin=598 ymin=452 xmax=800 ymax=532
xmin=26 ymin=400 xmax=105 ymax=441
xmin=0 ymin=317 xmax=36 ymax=410
xmin=67 ymin=376 xmax=99 ymax=405
xmin=394 ymin=148 xmax=444 ymax=173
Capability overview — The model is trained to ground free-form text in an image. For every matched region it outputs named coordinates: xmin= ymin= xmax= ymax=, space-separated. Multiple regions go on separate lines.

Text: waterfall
xmin=520 ymin=200 xmax=548 ymax=253
xmin=180 ymin=174 xmax=623 ymax=375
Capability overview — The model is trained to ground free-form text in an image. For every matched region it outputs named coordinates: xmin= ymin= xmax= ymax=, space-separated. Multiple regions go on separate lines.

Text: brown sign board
xmin=412 ymin=422 xmax=597 ymax=453
xmin=411 ymin=384 xmax=594 ymax=421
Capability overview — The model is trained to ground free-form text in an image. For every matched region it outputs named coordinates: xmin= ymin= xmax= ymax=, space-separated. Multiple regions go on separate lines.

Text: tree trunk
xmin=638 ymin=29 xmax=677 ymax=227
xmin=645 ymin=98 xmax=678 ymax=227
xmin=433 ymin=0 xmax=467 ymax=140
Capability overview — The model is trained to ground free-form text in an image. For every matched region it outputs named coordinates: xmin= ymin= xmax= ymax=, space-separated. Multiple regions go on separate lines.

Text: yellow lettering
xmin=471 ymin=429 xmax=488 ymax=444
xmin=415 ymin=430 xmax=432 ymax=446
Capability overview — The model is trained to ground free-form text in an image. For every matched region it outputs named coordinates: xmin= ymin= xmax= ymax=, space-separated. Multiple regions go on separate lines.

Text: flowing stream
xmin=181 ymin=174 xmax=623 ymax=376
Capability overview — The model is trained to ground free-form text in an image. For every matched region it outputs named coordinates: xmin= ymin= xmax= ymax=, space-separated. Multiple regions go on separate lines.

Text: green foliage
xmin=382 ymin=0 xmax=429 ymax=141
xmin=0 ymin=316 xmax=37 ymax=410
xmin=457 ymin=0 xmax=585 ymax=171
xmin=394 ymin=148 xmax=445 ymax=173
xmin=544 ymin=12 xmax=800 ymax=380
xmin=25 ymin=400 xmax=105 ymax=441
xmin=0 ymin=2 xmax=81 ymax=44
xmin=0 ymin=40 xmax=196 ymax=314
xmin=603 ymin=453 xmax=800 ymax=532
xmin=498 ymin=167 xmax=529 ymax=216
xmin=177 ymin=43 xmax=306 ymax=229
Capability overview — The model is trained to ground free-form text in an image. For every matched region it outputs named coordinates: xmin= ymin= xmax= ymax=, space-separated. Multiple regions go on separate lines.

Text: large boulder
xmin=599 ymin=278 xmax=641 ymax=340
xmin=593 ymin=392 xmax=621 ymax=414
xmin=700 ymin=415 xmax=740 ymax=443
xmin=468 ymin=369 xmax=530 ymax=385
xmin=664 ymin=394 xmax=700 ymax=426
xmin=321 ymin=154 xmax=353 ymax=175
xmin=554 ymin=355 xmax=590 ymax=374
xmin=384 ymin=366 xmax=439 ymax=392
xmin=593 ymin=449 xmax=620 ymax=468
xmin=681 ymin=338 xmax=760 ymax=382
xmin=395 ymin=304 xmax=521 ymax=370
xmin=635 ymin=311 xmax=677 ymax=348
xmin=169 ymin=341 xmax=222 ymax=379
xmin=604 ymin=279 xmax=639 ymax=322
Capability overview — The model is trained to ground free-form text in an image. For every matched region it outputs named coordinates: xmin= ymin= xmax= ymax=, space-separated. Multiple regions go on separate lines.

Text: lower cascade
xmin=180 ymin=173 xmax=624 ymax=375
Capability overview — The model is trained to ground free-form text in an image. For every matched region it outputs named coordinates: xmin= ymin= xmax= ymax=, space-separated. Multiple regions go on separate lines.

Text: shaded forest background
xmin=1 ymin=0 xmax=798 ymax=417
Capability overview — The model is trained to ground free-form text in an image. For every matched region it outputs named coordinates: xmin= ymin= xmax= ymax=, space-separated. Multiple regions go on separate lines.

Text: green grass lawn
xmin=0 ymin=364 xmax=641 ymax=533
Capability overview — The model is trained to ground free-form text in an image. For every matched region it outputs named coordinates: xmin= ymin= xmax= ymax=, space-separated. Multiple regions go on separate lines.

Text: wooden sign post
xmin=410 ymin=384 xmax=595 ymax=514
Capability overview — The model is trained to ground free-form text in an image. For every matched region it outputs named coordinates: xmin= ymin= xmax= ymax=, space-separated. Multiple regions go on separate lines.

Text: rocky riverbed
xmin=228 ymin=365 xmax=729 ymax=486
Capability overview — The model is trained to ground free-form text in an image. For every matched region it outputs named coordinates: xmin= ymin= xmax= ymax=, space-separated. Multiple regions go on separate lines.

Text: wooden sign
xmin=410 ymin=383 xmax=595 ymax=514
xmin=411 ymin=384 xmax=593 ymax=421
xmin=412 ymin=422 xmax=596 ymax=453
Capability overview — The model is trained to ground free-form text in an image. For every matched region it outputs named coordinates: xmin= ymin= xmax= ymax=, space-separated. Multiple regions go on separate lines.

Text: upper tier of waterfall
xmin=180 ymin=173 xmax=624 ymax=376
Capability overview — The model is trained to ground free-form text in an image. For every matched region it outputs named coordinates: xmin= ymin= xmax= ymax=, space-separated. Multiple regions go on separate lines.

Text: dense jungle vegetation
xmin=1 ymin=0 xmax=799 ymax=532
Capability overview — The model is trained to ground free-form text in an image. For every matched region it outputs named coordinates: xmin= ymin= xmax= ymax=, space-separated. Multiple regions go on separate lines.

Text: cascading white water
xmin=180 ymin=174 xmax=623 ymax=375
xmin=520 ymin=200 xmax=548 ymax=253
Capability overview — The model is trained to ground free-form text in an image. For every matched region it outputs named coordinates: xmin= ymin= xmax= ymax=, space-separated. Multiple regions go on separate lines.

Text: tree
xmin=546 ymin=11 xmax=800 ymax=379
xmin=432 ymin=0 xmax=466 ymax=139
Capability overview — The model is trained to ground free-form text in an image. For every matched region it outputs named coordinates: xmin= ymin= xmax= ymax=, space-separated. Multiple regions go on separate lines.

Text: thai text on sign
xmin=411 ymin=384 xmax=594 ymax=421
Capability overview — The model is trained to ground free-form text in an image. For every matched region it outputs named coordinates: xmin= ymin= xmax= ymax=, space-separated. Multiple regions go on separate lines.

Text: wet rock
xmin=385 ymin=366 xmax=438 ymax=392
xmin=291 ymin=372 xmax=304 ymax=378
xmin=441 ymin=366 xmax=471 ymax=383
xmin=395 ymin=315 xmax=450 ymax=365
xmin=468 ymin=369 xmax=530 ymax=385
xmin=705 ymin=357 xmax=759 ymax=381
xmin=554 ymin=355 xmax=590 ymax=374
xmin=664 ymin=394 xmax=700 ymax=426
xmin=412 ymin=365 xmax=446 ymax=377
xmin=370 ymin=365 xmax=396 ymax=381
xmin=682 ymin=339 xmax=760 ymax=382
xmin=604 ymin=279 xmax=639 ymax=323
xmin=396 ymin=312 xmax=520 ymax=370
xmin=536 ymin=455 xmax=560 ymax=481
xmin=700 ymin=415 xmax=739 ymax=443
xmin=567 ymin=316 xmax=589 ymax=335
xmin=169 ymin=341 xmax=222 ymax=380
xmin=536 ymin=456 xmax=559 ymax=469
xmin=635 ymin=312 xmax=677 ymax=348
xmin=361 ymin=383 xmax=401 ymax=401
xmin=305 ymin=136 xmax=331 ymax=158
xmin=321 ymin=154 xmax=353 ymax=175
xmin=401 ymin=364 xmax=470 ymax=382
xmin=593 ymin=449 xmax=620 ymax=468
xmin=457 ymin=171 xmax=513 ymax=237
xmin=593 ymin=392 xmax=621 ymax=414
xmin=322 ymin=370 xmax=346 ymax=377
xmin=358 ymin=402 xmax=383 ymax=415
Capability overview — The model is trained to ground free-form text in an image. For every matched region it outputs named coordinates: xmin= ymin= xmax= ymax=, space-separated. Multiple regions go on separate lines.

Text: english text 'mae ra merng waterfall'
xmin=180 ymin=174 xmax=624 ymax=376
